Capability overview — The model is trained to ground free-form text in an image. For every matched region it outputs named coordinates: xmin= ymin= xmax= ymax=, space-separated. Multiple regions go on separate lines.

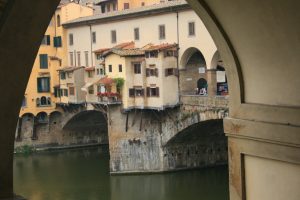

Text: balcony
xmin=97 ymin=92 xmax=122 ymax=105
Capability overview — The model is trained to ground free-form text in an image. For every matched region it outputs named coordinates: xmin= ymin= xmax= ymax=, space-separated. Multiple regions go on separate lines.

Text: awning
xmin=94 ymin=76 xmax=114 ymax=85
xmin=85 ymin=66 xmax=95 ymax=71
xmin=81 ymin=82 xmax=94 ymax=92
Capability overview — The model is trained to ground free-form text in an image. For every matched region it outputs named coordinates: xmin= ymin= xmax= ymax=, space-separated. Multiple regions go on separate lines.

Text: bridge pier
xmin=108 ymin=97 xmax=228 ymax=174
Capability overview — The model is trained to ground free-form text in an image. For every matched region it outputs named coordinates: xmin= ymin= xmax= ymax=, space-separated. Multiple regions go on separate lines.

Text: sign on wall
xmin=199 ymin=67 xmax=206 ymax=74
xmin=217 ymin=71 xmax=226 ymax=82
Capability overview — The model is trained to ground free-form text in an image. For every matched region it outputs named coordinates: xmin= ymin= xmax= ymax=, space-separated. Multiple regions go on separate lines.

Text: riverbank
xmin=14 ymin=143 xmax=108 ymax=154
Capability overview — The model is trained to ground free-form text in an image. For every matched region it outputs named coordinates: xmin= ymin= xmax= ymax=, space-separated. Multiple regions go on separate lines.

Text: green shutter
xmin=40 ymin=54 xmax=48 ymax=69
xmin=47 ymin=35 xmax=51 ymax=45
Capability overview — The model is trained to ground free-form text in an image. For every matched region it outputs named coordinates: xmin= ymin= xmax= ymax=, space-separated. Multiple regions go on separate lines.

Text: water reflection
xmin=14 ymin=147 xmax=228 ymax=200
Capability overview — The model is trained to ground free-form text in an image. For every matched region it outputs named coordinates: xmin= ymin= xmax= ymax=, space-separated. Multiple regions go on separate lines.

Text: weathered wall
xmin=109 ymin=96 xmax=228 ymax=174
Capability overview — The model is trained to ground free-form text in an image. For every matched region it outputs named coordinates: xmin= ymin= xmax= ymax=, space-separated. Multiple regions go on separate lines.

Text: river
xmin=14 ymin=146 xmax=229 ymax=200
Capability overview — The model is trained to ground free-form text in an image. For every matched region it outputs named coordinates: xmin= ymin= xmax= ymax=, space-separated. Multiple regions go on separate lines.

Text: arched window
xmin=57 ymin=15 xmax=61 ymax=27
xmin=40 ymin=96 xmax=47 ymax=105
xmin=47 ymin=97 xmax=51 ymax=105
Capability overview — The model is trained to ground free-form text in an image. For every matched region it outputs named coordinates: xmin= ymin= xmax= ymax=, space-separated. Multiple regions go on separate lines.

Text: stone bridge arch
xmin=62 ymin=110 xmax=109 ymax=145
xmin=162 ymin=119 xmax=227 ymax=170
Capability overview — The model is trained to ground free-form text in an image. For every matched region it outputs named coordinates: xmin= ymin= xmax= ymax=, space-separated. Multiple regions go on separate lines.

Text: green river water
xmin=14 ymin=146 xmax=229 ymax=200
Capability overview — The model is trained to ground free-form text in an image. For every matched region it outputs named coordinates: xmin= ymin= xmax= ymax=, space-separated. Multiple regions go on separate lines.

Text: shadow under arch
xmin=180 ymin=47 xmax=207 ymax=68
xmin=163 ymin=119 xmax=227 ymax=170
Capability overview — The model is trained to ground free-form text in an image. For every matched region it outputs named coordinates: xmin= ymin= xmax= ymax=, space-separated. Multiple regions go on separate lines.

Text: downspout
xmin=176 ymin=11 xmax=181 ymax=105
xmin=89 ymin=24 xmax=94 ymax=67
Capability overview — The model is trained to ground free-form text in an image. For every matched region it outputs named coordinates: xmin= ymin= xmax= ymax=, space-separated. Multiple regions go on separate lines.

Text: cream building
xmin=19 ymin=2 xmax=93 ymax=118
xmin=63 ymin=0 xmax=221 ymax=101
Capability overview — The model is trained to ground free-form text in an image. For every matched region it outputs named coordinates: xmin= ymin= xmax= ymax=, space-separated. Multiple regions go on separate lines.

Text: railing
xmin=97 ymin=93 xmax=122 ymax=104
xmin=180 ymin=94 xmax=229 ymax=108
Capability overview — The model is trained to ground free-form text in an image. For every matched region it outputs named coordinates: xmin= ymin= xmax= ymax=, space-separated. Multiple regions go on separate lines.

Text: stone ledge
xmin=0 ymin=195 xmax=26 ymax=200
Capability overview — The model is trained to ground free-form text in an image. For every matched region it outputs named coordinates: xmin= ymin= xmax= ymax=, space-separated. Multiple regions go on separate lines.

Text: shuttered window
xmin=129 ymin=88 xmax=144 ymax=97
xmin=54 ymin=36 xmax=62 ymax=47
xmin=69 ymin=87 xmax=75 ymax=95
xmin=188 ymin=22 xmax=195 ymax=36
xmin=41 ymin=35 xmax=51 ymax=45
xmin=111 ymin=30 xmax=117 ymax=43
xmin=37 ymin=77 xmax=50 ymax=93
xmin=146 ymin=68 xmax=158 ymax=77
xmin=146 ymin=87 xmax=160 ymax=97
xmin=159 ymin=25 xmax=165 ymax=40
xmin=134 ymin=28 xmax=139 ymax=40
xmin=165 ymin=68 xmax=179 ymax=76
xmin=134 ymin=63 xmax=141 ymax=74
xmin=39 ymin=54 xmax=48 ymax=69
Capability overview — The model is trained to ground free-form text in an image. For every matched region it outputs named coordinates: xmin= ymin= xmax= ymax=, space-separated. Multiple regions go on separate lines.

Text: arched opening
xmin=164 ymin=119 xmax=227 ymax=170
xmin=56 ymin=15 xmax=61 ymax=27
xmin=15 ymin=113 xmax=35 ymax=142
xmin=179 ymin=47 xmax=207 ymax=95
xmin=63 ymin=110 xmax=109 ymax=145
xmin=197 ymin=78 xmax=208 ymax=95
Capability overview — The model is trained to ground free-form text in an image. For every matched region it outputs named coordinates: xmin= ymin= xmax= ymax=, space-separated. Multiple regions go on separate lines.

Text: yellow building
xmin=19 ymin=2 xmax=93 ymax=117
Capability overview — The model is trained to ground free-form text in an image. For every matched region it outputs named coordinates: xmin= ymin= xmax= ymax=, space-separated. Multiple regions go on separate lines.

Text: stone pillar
xmin=206 ymin=69 xmax=217 ymax=97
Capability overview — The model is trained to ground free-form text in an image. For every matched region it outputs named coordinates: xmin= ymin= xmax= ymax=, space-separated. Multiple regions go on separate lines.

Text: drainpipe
xmin=89 ymin=24 xmax=94 ymax=67
xmin=176 ymin=11 xmax=181 ymax=105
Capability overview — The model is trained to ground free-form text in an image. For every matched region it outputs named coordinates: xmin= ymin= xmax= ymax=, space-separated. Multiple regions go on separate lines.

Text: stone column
xmin=206 ymin=69 xmax=217 ymax=97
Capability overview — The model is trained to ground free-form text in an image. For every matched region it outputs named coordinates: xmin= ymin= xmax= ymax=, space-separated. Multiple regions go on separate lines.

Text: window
xmin=60 ymin=72 xmax=66 ymax=80
xmin=69 ymin=87 xmax=75 ymax=95
xmin=69 ymin=52 xmax=74 ymax=66
xmin=39 ymin=96 xmax=51 ymax=106
xmin=67 ymin=72 xmax=73 ymax=78
xmin=113 ymin=3 xmax=116 ymax=11
xmin=88 ymin=87 xmax=94 ymax=94
xmin=188 ymin=22 xmax=195 ymax=36
xmin=37 ymin=77 xmax=50 ymax=93
xmin=69 ymin=33 xmax=73 ymax=45
xmin=129 ymin=87 xmax=144 ymax=97
xmin=88 ymin=71 xmax=93 ymax=78
xmin=146 ymin=67 xmax=158 ymax=77
xmin=54 ymin=36 xmax=62 ymax=47
xmin=96 ymin=69 xmax=100 ymax=75
xmin=41 ymin=35 xmax=50 ymax=45
xmin=134 ymin=28 xmax=139 ymax=40
xmin=146 ymin=87 xmax=160 ymax=97
xmin=107 ymin=4 xmax=111 ymax=12
xmin=145 ymin=51 xmax=158 ymax=58
xmin=124 ymin=3 xmax=130 ymax=9
xmin=100 ymin=68 xmax=104 ymax=75
xmin=111 ymin=30 xmax=117 ymax=43
xmin=54 ymin=87 xmax=60 ymax=97
xmin=165 ymin=68 xmax=179 ymax=76
xmin=63 ymin=89 xmax=68 ymax=97
xmin=57 ymin=15 xmax=61 ymax=27
xmin=119 ymin=64 xmax=122 ymax=72
xmin=133 ymin=63 xmax=141 ymax=74
xmin=39 ymin=54 xmax=48 ymax=69
xmin=108 ymin=65 xmax=112 ymax=72
xmin=92 ymin=32 xmax=96 ymax=43
xmin=159 ymin=25 xmax=165 ymax=40
xmin=77 ymin=52 xmax=81 ymax=66
xmin=164 ymin=50 xmax=178 ymax=57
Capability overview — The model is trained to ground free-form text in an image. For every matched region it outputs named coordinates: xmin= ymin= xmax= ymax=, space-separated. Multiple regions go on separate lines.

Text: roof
xmin=57 ymin=66 xmax=84 ymax=72
xmin=94 ymin=48 xmax=110 ymax=54
xmin=85 ymin=66 xmax=95 ymax=71
xmin=63 ymin=0 xmax=189 ymax=27
xmin=106 ymin=48 xmax=145 ymax=57
xmin=145 ymin=43 xmax=178 ymax=51
xmin=95 ymin=76 xmax=114 ymax=85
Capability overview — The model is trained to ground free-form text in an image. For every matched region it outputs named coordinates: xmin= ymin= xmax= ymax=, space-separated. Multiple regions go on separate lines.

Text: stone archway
xmin=179 ymin=47 xmax=207 ymax=95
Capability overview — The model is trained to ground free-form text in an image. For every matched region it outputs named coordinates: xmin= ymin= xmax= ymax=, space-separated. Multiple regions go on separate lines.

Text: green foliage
xmin=15 ymin=145 xmax=35 ymax=155
xmin=114 ymin=78 xmax=125 ymax=92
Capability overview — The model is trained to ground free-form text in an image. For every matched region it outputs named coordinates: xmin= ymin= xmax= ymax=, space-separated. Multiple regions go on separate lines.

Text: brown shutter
xmin=141 ymin=89 xmax=145 ymax=96
xmin=146 ymin=68 xmax=150 ymax=77
xmin=155 ymin=68 xmax=159 ymax=77
xmin=146 ymin=87 xmax=150 ymax=97
xmin=129 ymin=88 xmax=135 ymax=97
xmin=156 ymin=87 xmax=160 ymax=97
xmin=163 ymin=50 xmax=167 ymax=57
xmin=165 ymin=68 xmax=169 ymax=77
xmin=145 ymin=52 xmax=149 ymax=58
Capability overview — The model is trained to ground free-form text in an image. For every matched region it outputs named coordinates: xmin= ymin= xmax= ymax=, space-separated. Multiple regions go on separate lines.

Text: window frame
xmin=159 ymin=24 xmax=166 ymax=40
xmin=188 ymin=21 xmax=195 ymax=36
xmin=69 ymin=33 xmax=74 ymax=46
xmin=111 ymin=30 xmax=117 ymax=44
